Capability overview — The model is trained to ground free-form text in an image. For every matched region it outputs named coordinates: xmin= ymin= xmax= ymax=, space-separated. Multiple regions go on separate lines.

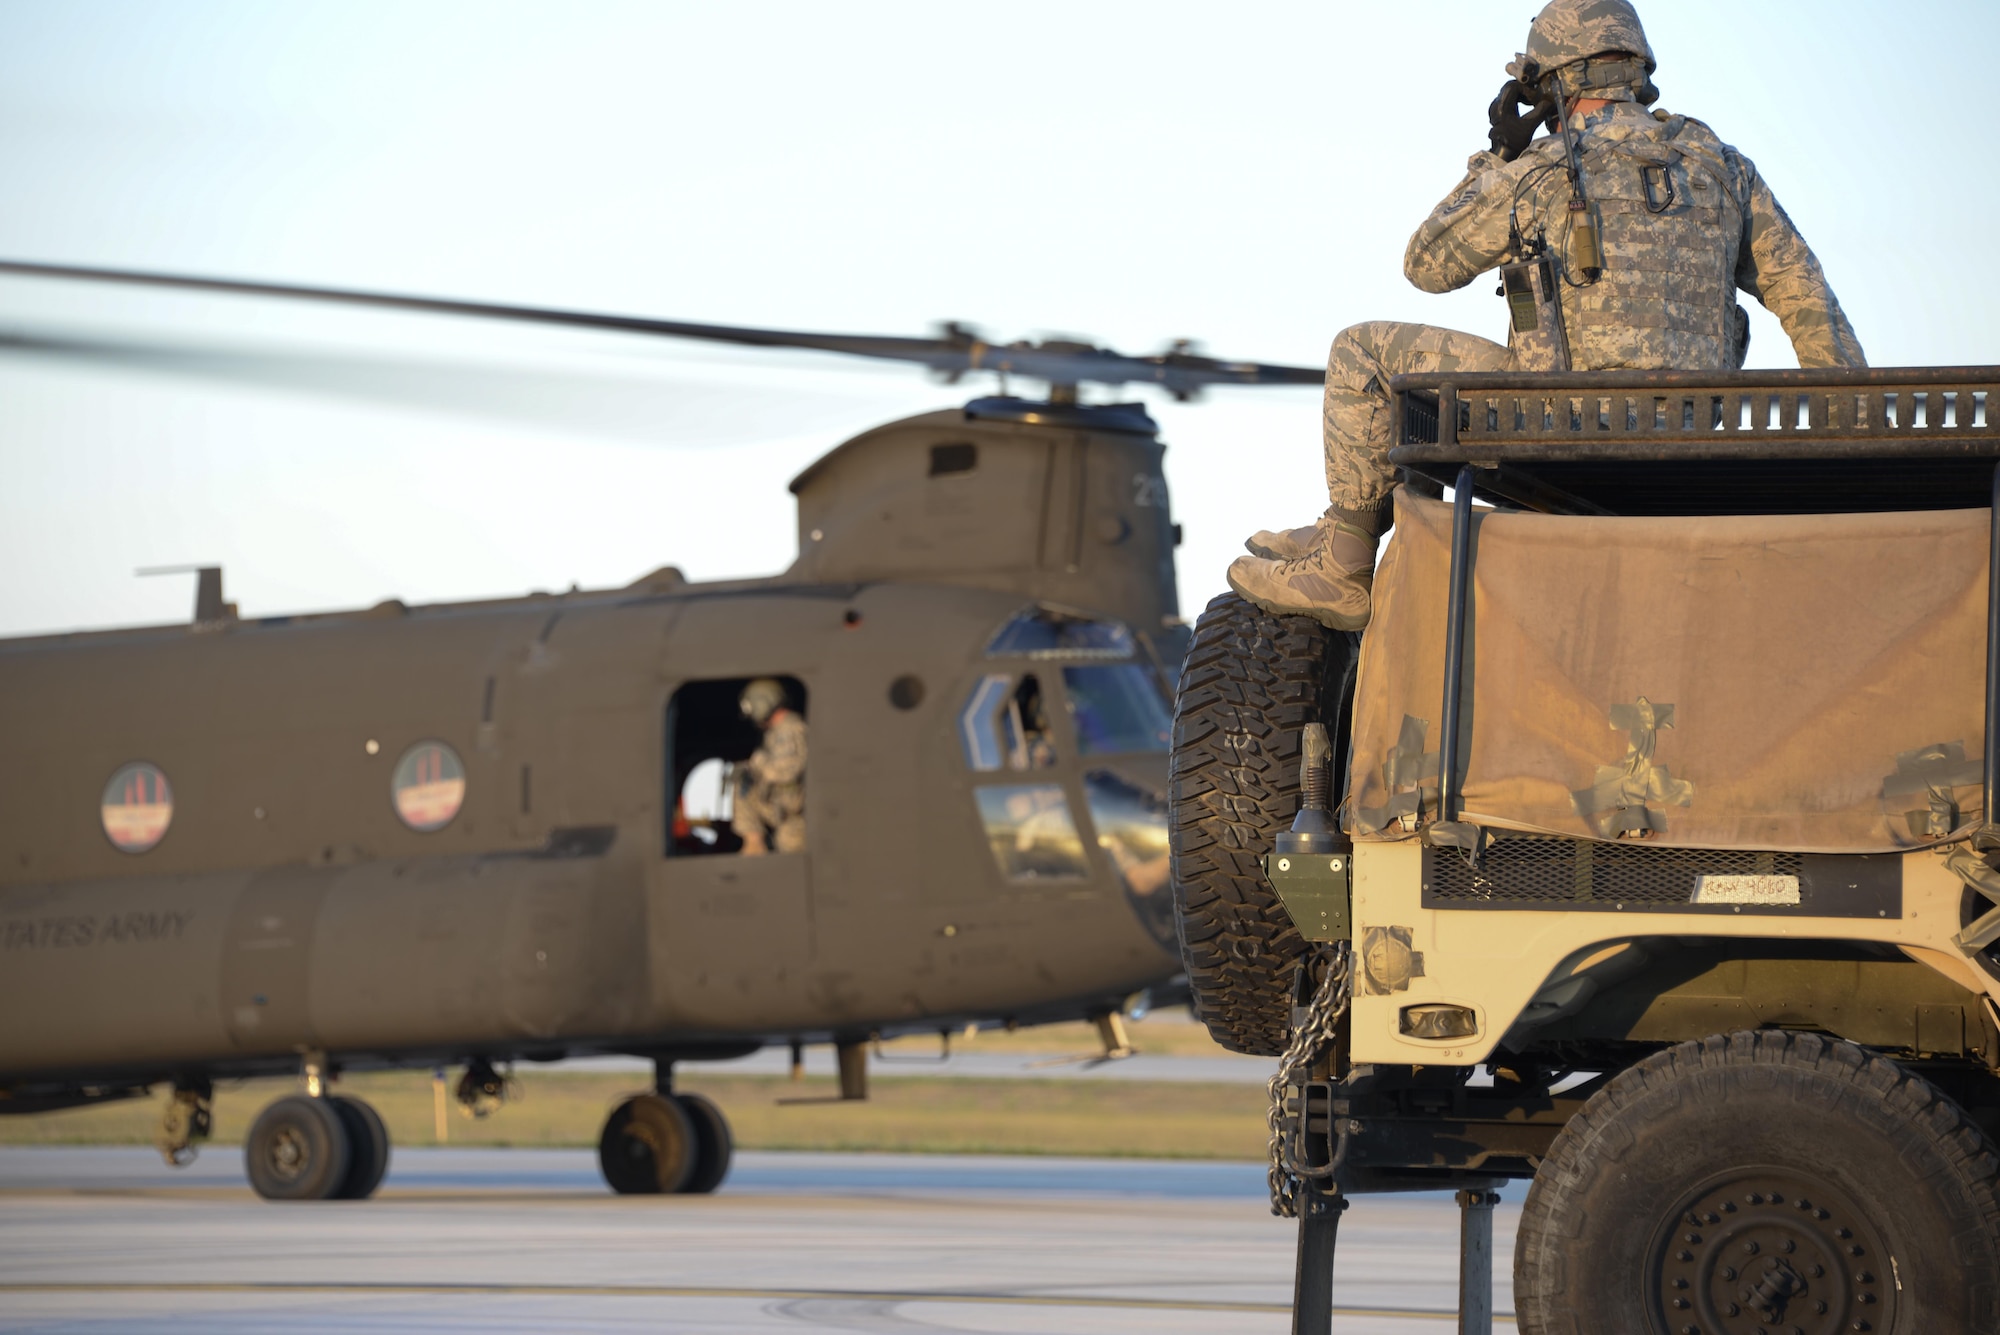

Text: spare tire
xmin=1169 ymin=592 xmax=1359 ymax=1055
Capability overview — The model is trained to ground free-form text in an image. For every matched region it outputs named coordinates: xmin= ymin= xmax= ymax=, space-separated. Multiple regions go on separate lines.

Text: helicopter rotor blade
xmin=0 ymin=326 xmax=901 ymax=446
xmin=0 ymin=259 xmax=1323 ymax=395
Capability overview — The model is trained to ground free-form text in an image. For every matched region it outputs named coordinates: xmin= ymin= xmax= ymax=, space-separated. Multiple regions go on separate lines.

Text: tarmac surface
xmin=0 ymin=1147 xmax=1520 ymax=1332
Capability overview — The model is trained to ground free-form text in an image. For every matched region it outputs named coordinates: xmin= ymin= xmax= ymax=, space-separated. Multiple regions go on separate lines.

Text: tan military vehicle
xmin=1172 ymin=366 xmax=2000 ymax=1334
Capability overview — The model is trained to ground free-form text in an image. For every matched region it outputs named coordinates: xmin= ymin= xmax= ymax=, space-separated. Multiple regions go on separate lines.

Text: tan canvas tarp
xmin=1348 ymin=491 xmax=1990 ymax=853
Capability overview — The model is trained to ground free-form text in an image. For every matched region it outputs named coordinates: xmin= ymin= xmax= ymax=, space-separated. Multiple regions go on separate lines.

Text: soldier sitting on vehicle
xmin=1227 ymin=0 xmax=1865 ymax=631
xmin=731 ymin=678 xmax=807 ymax=855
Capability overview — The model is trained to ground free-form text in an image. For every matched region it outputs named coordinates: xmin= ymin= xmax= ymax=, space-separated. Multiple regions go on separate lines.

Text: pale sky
xmin=2 ymin=0 xmax=1994 ymax=637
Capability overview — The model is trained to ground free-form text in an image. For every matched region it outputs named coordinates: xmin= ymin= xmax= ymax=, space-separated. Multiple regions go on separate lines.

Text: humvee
xmin=1170 ymin=366 xmax=2000 ymax=1334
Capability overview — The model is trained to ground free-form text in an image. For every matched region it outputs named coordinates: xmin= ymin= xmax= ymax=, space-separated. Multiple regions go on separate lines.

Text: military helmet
xmin=1510 ymin=0 xmax=1656 ymax=97
xmin=740 ymin=677 xmax=786 ymax=724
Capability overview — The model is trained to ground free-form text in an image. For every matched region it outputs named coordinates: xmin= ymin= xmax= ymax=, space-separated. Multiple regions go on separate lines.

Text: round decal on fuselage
xmin=391 ymin=741 xmax=466 ymax=832
xmin=101 ymin=761 xmax=174 ymax=853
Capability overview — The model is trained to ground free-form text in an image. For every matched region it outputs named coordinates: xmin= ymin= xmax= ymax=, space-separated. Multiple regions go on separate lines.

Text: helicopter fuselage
xmin=0 ymin=400 xmax=1188 ymax=1098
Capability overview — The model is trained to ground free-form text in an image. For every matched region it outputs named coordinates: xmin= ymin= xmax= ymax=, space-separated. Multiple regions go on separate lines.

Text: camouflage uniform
xmin=1318 ymin=101 xmax=1865 ymax=520
xmin=1235 ymin=0 xmax=1865 ymax=629
xmin=733 ymin=709 xmax=807 ymax=854
xmin=1330 ymin=110 xmax=1864 ymax=523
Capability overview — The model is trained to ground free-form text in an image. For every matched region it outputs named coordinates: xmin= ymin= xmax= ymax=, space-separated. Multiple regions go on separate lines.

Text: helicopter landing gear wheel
xmin=328 ymin=1094 xmax=391 ymax=1200
xmin=245 ymin=1094 xmax=352 ymax=1201
xmin=598 ymin=1093 xmax=697 ymax=1195
xmin=1169 ymin=592 xmax=1359 ymax=1056
xmin=673 ymin=1092 xmax=734 ymax=1194
xmin=1513 ymin=1030 xmax=2000 ymax=1335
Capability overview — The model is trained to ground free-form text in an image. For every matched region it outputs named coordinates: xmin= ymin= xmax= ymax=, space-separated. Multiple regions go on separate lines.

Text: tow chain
xmin=1266 ymin=940 xmax=1354 ymax=1217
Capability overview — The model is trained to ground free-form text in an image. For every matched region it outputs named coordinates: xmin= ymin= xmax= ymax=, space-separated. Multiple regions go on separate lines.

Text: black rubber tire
xmin=328 ymin=1095 xmax=391 ymax=1200
xmin=1515 ymin=1030 xmax=2000 ymax=1335
xmin=675 ymin=1092 xmax=734 ymax=1195
xmin=244 ymin=1094 xmax=352 ymax=1202
xmin=1168 ymin=591 xmax=1358 ymax=1055
xmin=598 ymin=1093 xmax=697 ymax=1195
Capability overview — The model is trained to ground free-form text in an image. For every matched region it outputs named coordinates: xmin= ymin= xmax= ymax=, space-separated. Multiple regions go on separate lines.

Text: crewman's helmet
xmin=740 ymin=678 xmax=786 ymax=725
xmin=1509 ymin=0 xmax=1657 ymax=103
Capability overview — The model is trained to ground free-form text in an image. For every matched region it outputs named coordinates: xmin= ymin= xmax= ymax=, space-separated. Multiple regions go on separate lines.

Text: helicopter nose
xmin=1081 ymin=767 xmax=1179 ymax=958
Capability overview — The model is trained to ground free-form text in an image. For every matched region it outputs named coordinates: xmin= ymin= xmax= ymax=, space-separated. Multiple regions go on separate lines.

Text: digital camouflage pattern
xmin=1509 ymin=0 xmax=1654 ymax=86
xmin=1322 ymin=323 xmax=1514 ymax=519
xmin=733 ymin=708 xmax=807 ymax=854
xmin=1320 ymin=95 xmax=1865 ymax=517
xmin=1406 ymin=101 xmax=1865 ymax=373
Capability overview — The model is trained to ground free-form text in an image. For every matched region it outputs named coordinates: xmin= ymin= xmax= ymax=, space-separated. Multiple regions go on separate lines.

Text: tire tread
xmin=1515 ymin=1030 xmax=2000 ymax=1333
xmin=1168 ymin=592 xmax=1355 ymax=1056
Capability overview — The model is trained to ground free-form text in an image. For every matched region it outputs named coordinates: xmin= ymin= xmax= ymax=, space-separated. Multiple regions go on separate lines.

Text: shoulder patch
xmin=1438 ymin=181 xmax=1480 ymax=218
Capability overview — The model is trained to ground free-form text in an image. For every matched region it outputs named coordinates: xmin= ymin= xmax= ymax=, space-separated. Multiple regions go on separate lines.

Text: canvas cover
xmin=1348 ymin=491 xmax=1990 ymax=853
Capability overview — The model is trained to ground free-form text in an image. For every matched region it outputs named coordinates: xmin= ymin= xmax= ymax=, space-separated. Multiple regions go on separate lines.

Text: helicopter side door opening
xmin=667 ymin=676 xmax=808 ymax=858
xmin=657 ymin=674 xmax=814 ymax=1032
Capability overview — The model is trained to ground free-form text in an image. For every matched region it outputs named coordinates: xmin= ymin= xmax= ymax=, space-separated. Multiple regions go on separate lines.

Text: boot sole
xmin=1224 ymin=570 xmax=1371 ymax=633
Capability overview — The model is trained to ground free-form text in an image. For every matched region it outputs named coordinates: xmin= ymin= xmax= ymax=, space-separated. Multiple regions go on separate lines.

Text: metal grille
xmin=1425 ymin=836 xmax=1803 ymax=906
xmin=1400 ymin=390 xmax=1438 ymax=451
xmin=1394 ymin=367 xmax=2000 ymax=456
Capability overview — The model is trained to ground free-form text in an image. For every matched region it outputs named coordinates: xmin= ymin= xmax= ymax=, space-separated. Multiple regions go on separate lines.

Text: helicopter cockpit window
xmin=958 ymin=673 xmax=1057 ymax=772
xmin=959 ymin=675 xmax=1010 ymax=771
xmin=984 ymin=607 xmax=1134 ymax=660
xmin=1083 ymin=769 xmax=1176 ymax=952
xmin=1007 ymin=675 xmax=1058 ymax=769
xmin=1061 ymin=665 xmax=1171 ymax=755
xmin=973 ymin=784 xmax=1090 ymax=882
xmin=666 ymin=676 xmax=808 ymax=857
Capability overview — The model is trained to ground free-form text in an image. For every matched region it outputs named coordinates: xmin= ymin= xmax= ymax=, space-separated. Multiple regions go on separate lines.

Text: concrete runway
xmin=0 ymin=1147 xmax=1520 ymax=1333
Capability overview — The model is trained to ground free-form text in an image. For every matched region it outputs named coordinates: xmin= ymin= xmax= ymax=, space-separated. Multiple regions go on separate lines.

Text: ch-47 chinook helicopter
xmin=0 ymin=259 xmax=1320 ymax=1202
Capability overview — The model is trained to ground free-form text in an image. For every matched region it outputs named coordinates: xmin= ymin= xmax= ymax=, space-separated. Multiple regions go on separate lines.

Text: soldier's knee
xmin=1327 ymin=322 xmax=1411 ymax=394
xmin=1328 ymin=322 xmax=1383 ymax=365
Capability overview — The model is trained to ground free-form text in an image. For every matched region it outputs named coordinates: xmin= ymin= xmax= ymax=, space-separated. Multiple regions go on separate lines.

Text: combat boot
xmin=1243 ymin=508 xmax=1334 ymax=562
xmin=1225 ymin=519 xmax=1379 ymax=631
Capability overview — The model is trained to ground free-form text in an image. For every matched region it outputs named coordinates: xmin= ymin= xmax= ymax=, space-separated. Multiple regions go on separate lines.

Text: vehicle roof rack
xmin=1389 ymin=366 xmax=2000 ymax=516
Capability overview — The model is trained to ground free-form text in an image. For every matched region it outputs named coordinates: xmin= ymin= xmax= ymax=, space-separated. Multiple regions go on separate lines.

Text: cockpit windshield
xmin=1062 ymin=664 xmax=1171 ymax=755
xmin=984 ymin=606 xmax=1135 ymax=660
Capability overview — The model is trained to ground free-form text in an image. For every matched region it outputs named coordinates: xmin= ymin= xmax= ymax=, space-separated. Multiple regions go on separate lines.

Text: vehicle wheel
xmin=1168 ymin=591 xmax=1359 ymax=1055
xmin=328 ymin=1095 xmax=391 ymax=1200
xmin=245 ymin=1094 xmax=352 ymax=1202
xmin=598 ymin=1093 xmax=697 ymax=1195
xmin=675 ymin=1092 xmax=734 ymax=1194
xmin=1514 ymin=1030 xmax=2000 ymax=1335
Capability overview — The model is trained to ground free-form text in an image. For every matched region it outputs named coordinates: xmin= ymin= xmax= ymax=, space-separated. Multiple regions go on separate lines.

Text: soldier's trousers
xmin=733 ymin=795 xmax=806 ymax=854
xmin=1323 ymin=321 xmax=1514 ymax=527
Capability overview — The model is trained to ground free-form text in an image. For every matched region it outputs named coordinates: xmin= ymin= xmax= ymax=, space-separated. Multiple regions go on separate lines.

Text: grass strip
xmin=0 ymin=1068 xmax=1269 ymax=1161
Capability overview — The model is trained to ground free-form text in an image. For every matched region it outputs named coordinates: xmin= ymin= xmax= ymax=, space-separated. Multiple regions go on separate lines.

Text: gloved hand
xmin=1487 ymin=78 xmax=1555 ymax=162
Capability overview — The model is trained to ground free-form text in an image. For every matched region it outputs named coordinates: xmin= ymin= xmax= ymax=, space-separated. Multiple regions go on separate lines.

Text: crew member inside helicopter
xmin=731 ymin=677 xmax=807 ymax=855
